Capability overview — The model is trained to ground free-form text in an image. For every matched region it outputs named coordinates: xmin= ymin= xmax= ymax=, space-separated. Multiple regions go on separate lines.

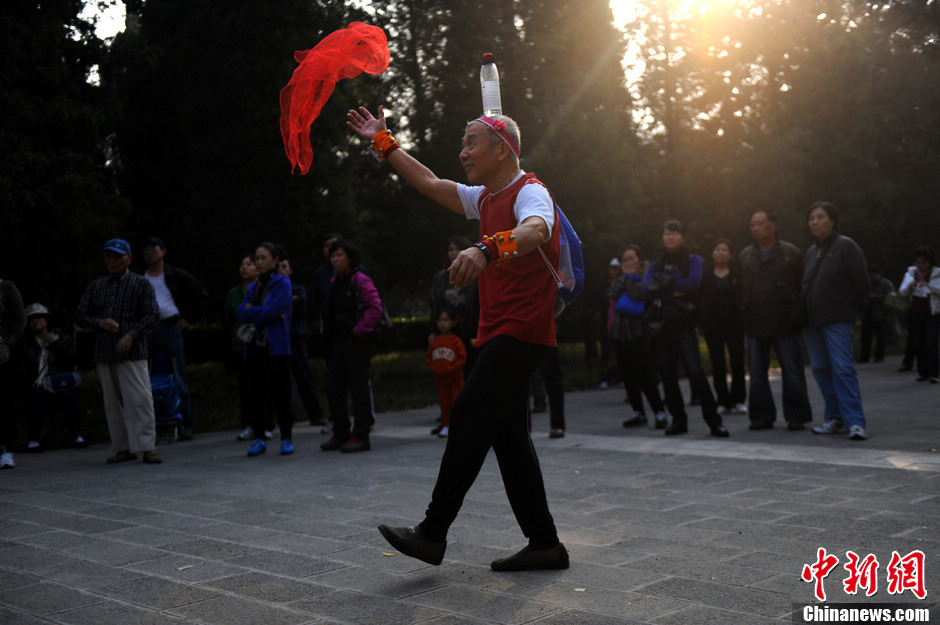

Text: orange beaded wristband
xmin=484 ymin=231 xmax=518 ymax=265
xmin=370 ymin=129 xmax=400 ymax=159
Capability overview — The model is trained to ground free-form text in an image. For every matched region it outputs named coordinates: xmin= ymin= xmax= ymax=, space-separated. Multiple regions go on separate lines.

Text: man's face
xmin=750 ymin=212 xmax=776 ymax=246
xmin=142 ymin=244 xmax=165 ymax=266
xmin=28 ymin=316 xmax=47 ymax=333
xmin=104 ymin=251 xmax=131 ymax=275
xmin=459 ymin=123 xmax=499 ymax=185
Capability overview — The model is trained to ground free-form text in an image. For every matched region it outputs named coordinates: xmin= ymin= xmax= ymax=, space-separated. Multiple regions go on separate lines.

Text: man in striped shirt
xmin=76 ymin=239 xmax=163 ymax=464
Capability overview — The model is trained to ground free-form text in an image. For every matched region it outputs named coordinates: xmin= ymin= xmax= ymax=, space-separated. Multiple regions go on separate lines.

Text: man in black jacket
xmin=141 ymin=237 xmax=209 ymax=440
xmin=738 ymin=210 xmax=813 ymax=430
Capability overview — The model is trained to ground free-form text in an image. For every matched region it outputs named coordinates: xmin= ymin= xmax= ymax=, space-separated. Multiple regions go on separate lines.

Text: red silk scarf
xmin=279 ymin=22 xmax=390 ymax=174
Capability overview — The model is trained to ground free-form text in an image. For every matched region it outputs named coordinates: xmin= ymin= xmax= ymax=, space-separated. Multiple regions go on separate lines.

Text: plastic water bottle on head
xmin=480 ymin=52 xmax=502 ymax=117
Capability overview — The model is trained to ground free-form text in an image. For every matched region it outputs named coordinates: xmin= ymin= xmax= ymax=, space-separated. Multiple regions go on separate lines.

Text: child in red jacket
xmin=427 ymin=308 xmax=466 ymax=438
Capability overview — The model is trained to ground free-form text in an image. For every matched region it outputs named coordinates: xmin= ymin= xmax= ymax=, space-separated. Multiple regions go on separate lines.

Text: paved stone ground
xmin=1 ymin=355 xmax=937 ymax=624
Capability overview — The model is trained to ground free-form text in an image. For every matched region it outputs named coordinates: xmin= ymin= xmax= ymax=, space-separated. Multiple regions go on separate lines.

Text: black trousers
xmin=654 ymin=319 xmax=722 ymax=427
xmin=246 ymin=345 xmax=294 ymax=440
xmin=421 ymin=335 xmax=559 ymax=546
xmin=327 ymin=337 xmax=374 ymax=440
xmin=536 ymin=346 xmax=565 ymax=431
xmin=859 ymin=316 xmax=886 ymax=362
xmin=611 ymin=337 xmax=664 ymax=415
xmin=703 ymin=323 xmax=747 ymax=408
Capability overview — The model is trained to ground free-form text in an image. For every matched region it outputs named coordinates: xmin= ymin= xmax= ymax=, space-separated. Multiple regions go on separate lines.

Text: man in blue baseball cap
xmin=76 ymin=238 xmax=163 ymax=464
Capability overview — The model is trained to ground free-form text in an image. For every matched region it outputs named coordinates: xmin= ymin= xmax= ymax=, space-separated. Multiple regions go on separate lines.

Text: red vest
xmin=476 ymin=173 xmax=560 ymax=347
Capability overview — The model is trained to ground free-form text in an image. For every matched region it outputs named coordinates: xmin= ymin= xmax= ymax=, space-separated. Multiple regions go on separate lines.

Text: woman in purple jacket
xmin=237 ymin=242 xmax=295 ymax=457
xmin=320 ymin=239 xmax=383 ymax=453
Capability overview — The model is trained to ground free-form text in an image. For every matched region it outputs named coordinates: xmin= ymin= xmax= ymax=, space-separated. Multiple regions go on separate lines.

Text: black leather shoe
xmin=622 ymin=414 xmax=647 ymax=428
xmin=378 ymin=524 xmax=445 ymax=565
xmin=710 ymin=425 xmax=729 ymax=437
xmin=664 ymin=423 xmax=688 ymax=435
xmin=491 ymin=544 xmax=569 ymax=572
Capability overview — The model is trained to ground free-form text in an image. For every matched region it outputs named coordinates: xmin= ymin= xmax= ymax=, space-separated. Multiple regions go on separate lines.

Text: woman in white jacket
xmin=898 ymin=246 xmax=940 ymax=383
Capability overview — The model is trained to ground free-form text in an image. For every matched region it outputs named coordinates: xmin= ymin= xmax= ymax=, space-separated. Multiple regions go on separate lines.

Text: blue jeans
xmin=805 ymin=323 xmax=866 ymax=428
xmin=747 ymin=335 xmax=812 ymax=424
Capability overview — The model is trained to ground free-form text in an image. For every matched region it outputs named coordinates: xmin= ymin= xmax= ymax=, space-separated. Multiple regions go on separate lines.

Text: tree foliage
xmin=1 ymin=0 xmax=127 ymax=316
xmin=4 ymin=0 xmax=939 ymax=324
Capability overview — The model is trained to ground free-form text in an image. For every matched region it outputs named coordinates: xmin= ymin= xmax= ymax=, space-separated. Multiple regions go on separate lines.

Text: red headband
xmin=474 ymin=116 xmax=521 ymax=158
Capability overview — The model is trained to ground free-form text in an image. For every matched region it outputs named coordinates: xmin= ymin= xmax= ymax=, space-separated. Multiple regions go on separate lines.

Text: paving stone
xmin=520 ymin=581 xmax=689 ymax=620
xmin=199 ymin=571 xmax=331 ymax=603
xmin=289 ymin=588 xmax=449 ymax=624
xmin=1 ymin=360 xmax=935 ymax=625
xmin=0 ymin=605 xmax=55 ymax=625
xmin=168 ymin=594 xmax=310 ymax=625
xmin=226 ymin=550 xmax=348 ymax=578
xmin=153 ymin=537 xmax=266 ymax=561
xmin=47 ymin=600 xmax=187 ymax=625
xmin=640 ymin=577 xmax=793 ymax=618
xmin=0 ymin=581 xmax=103 ymax=615
xmin=126 ymin=555 xmax=248 ymax=583
xmin=93 ymin=574 xmax=221 ymax=609
xmin=650 ymin=603 xmax=789 ymax=624
xmin=0 ymin=569 xmax=41 ymax=591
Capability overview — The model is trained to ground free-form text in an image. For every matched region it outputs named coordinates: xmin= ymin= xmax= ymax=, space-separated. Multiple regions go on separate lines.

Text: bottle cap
xmin=482 ymin=52 xmax=496 ymax=64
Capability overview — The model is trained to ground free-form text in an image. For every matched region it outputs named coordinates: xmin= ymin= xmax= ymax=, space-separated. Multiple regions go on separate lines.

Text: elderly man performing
xmin=347 ymin=106 xmax=568 ymax=571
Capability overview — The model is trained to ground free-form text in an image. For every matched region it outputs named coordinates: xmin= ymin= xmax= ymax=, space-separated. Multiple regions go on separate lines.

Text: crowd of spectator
xmin=1 ymin=208 xmax=937 ymax=469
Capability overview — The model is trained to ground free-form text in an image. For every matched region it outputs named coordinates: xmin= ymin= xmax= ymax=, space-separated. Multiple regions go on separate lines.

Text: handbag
xmin=235 ymin=323 xmax=257 ymax=344
xmin=43 ymin=372 xmax=81 ymax=393
xmin=615 ymin=291 xmax=644 ymax=317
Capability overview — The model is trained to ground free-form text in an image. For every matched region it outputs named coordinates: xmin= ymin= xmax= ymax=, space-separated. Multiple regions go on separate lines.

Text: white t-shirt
xmin=456 ymin=171 xmax=555 ymax=240
xmin=145 ymin=273 xmax=181 ymax=319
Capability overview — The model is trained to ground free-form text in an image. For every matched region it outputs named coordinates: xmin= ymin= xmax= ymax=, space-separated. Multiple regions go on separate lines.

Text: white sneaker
xmin=812 ymin=419 xmax=847 ymax=435
xmin=848 ymin=425 xmax=868 ymax=440
xmin=263 ymin=430 xmax=273 ymax=440
xmin=733 ymin=403 xmax=748 ymax=414
xmin=236 ymin=427 xmax=255 ymax=441
xmin=437 ymin=427 xmax=449 ymax=438
xmin=716 ymin=406 xmax=728 ymax=415
xmin=0 ymin=449 xmax=14 ymax=469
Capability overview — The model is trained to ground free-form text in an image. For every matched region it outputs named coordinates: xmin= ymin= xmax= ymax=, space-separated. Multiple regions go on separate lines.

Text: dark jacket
xmin=288 ymin=282 xmax=310 ymax=339
xmin=17 ymin=333 xmax=79 ymax=381
xmin=803 ymin=233 xmax=869 ymax=326
xmin=160 ymin=264 xmax=209 ymax=323
xmin=644 ymin=248 xmax=702 ymax=321
xmin=699 ymin=262 xmax=743 ymax=333
xmin=607 ymin=273 xmax=646 ymax=341
xmin=739 ymin=238 xmax=803 ymax=337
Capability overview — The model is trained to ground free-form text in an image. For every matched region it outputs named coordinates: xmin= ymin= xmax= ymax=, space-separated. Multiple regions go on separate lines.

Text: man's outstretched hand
xmin=347 ymin=106 xmax=388 ymax=141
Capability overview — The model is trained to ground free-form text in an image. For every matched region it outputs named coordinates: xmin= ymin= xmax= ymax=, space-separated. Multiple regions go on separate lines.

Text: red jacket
xmin=427 ymin=334 xmax=466 ymax=378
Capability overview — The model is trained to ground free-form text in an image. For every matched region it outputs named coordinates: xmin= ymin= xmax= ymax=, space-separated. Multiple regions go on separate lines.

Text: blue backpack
xmin=538 ymin=205 xmax=584 ymax=316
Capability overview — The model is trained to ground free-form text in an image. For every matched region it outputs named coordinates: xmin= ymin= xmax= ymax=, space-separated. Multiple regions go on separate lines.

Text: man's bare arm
xmin=347 ymin=106 xmax=464 ymax=215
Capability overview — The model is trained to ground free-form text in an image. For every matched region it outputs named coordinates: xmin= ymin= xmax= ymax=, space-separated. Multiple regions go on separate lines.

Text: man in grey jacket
xmin=739 ymin=210 xmax=813 ymax=430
